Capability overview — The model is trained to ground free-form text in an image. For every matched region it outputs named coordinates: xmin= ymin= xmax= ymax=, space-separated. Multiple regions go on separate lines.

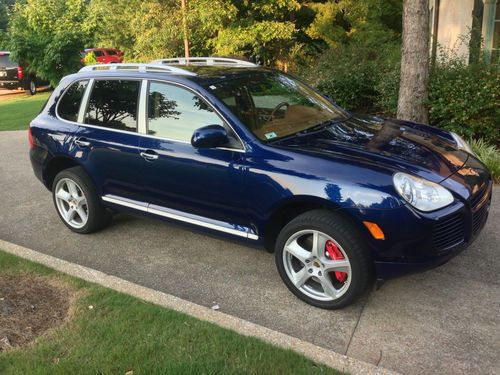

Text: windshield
xmin=204 ymin=72 xmax=346 ymax=141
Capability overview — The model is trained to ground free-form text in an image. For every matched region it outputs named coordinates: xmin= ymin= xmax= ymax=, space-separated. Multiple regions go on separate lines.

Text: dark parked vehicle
xmin=28 ymin=58 xmax=492 ymax=309
xmin=0 ymin=51 xmax=47 ymax=95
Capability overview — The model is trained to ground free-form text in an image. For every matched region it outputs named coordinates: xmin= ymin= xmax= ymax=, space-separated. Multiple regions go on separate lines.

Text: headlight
xmin=451 ymin=132 xmax=475 ymax=155
xmin=393 ymin=172 xmax=454 ymax=212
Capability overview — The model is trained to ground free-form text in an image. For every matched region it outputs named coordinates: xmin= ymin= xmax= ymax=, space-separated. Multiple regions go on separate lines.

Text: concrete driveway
xmin=0 ymin=130 xmax=499 ymax=375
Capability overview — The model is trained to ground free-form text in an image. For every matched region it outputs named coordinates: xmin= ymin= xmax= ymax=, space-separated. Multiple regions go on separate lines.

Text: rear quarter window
xmin=57 ymin=80 xmax=89 ymax=122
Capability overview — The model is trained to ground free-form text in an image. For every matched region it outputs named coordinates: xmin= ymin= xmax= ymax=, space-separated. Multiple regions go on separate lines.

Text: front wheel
xmin=52 ymin=167 xmax=111 ymax=234
xmin=275 ymin=210 xmax=373 ymax=309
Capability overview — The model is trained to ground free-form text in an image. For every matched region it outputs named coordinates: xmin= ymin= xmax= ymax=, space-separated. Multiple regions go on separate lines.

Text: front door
xmin=138 ymin=81 xmax=251 ymax=235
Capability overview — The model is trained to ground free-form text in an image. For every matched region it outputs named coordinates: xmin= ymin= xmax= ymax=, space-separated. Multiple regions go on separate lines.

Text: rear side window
xmin=93 ymin=50 xmax=104 ymax=57
xmin=84 ymin=80 xmax=140 ymax=132
xmin=106 ymin=49 xmax=117 ymax=55
xmin=57 ymin=80 xmax=88 ymax=122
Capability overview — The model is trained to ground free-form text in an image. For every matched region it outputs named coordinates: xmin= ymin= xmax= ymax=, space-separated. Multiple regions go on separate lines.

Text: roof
xmin=77 ymin=62 xmax=270 ymax=84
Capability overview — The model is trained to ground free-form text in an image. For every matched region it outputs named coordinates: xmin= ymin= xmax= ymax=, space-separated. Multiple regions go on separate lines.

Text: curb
xmin=0 ymin=239 xmax=400 ymax=375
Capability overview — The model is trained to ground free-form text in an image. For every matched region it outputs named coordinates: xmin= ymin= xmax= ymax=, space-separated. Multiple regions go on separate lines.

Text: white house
xmin=429 ymin=0 xmax=499 ymax=62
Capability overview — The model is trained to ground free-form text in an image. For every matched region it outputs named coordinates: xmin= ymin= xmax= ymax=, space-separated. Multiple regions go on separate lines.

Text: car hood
xmin=273 ymin=115 xmax=469 ymax=182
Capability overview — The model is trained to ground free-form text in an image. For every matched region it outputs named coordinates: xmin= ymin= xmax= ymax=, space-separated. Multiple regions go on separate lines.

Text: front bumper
xmin=346 ymin=179 xmax=492 ymax=280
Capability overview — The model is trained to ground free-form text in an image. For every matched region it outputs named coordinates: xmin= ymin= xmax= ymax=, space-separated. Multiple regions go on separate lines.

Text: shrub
xmin=469 ymin=138 xmax=500 ymax=183
xmin=297 ymin=41 xmax=401 ymax=113
xmin=428 ymin=56 xmax=500 ymax=144
xmin=83 ymin=51 xmax=98 ymax=65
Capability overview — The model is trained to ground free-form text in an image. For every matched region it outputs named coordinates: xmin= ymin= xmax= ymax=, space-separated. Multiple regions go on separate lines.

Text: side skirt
xmin=102 ymin=194 xmax=259 ymax=240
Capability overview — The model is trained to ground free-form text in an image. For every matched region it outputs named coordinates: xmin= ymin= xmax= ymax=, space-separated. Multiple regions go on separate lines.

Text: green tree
xmin=7 ymin=0 xmax=96 ymax=85
xmin=213 ymin=0 xmax=302 ymax=67
xmin=0 ymin=0 xmax=15 ymax=48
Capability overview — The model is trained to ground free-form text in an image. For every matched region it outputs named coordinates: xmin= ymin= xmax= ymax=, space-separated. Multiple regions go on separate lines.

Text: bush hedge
xmin=298 ymin=49 xmax=500 ymax=146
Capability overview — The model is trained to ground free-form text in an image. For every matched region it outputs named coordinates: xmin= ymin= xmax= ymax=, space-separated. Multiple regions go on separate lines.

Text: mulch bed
xmin=0 ymin=274 xmax=72 ymax=351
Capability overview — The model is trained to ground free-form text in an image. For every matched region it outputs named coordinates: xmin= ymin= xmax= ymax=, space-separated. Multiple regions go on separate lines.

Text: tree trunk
xmin=397 ymin=0 xmax=430 ymax=124
xmin=181 ymin=0 xmax=190 ymax=60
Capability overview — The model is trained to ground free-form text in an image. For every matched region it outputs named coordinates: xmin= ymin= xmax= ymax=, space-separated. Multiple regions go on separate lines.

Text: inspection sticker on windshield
xmin=265 ymin=132 xmax=278 ymax=140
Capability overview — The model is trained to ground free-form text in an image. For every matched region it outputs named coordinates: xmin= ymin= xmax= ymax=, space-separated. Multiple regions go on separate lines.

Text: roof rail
xmin=79 ymin=63 xmax=196 ymax=76
xmin=151 ymin=57 xmax=258 ymax=67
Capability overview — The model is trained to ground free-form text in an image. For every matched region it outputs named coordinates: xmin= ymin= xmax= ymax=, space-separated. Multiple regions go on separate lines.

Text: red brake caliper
xmin=325 ymin=240 xmax=347 ymax=283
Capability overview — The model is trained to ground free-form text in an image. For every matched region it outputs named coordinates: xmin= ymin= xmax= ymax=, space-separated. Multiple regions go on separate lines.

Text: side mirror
xmin=191 ymin=125 xmax=229 ymax=149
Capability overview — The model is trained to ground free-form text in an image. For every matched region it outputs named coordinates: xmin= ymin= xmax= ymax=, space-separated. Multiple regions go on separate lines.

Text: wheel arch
xmin=43 ymin=155 xmax=84 ymax=191
xmin=262 ymin=196 xmax=362 ymax=252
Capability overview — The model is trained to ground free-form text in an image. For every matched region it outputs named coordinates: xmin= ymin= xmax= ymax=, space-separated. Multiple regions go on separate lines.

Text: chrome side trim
xmin=102 ymin=194 xmax=258 ymax=240
xmin=102 ymin=195 xmax=148 ymax=212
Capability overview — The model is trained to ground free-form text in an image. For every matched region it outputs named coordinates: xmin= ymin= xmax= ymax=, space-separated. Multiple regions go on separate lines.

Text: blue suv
xmin=29 ymin=58 xmax=492 ymax=309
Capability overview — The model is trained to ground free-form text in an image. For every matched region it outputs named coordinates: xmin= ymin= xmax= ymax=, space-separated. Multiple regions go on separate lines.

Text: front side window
xmin=204 ymin=72 xmax=347 ymax=141
xmin=147 ymin=82 xmax=225 ymax=143
xmin=57 ymin=80 xmax=88 ymax=122
xmin=92 ymin=50 xmax=104 ymax=57
xmin=84 ymin=80 xmax=140 ymax=132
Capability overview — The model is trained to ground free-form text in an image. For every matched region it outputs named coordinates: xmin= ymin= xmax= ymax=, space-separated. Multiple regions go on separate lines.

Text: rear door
xmin=74 ymin=78 xmax=145 ymax=202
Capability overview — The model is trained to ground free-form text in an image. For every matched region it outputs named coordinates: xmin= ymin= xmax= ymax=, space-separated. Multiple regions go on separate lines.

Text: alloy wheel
xmin=54 ymin=178 xmax=89 ymax=229
xmin=282 ymin=229 xmax=352 ymax=301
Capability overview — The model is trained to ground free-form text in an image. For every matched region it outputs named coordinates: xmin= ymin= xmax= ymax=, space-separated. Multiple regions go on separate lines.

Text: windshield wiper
xmin=268 ymin=115 xmax=351 ymax=144
xmin=296 ymin=116 xmax=350 ymax=137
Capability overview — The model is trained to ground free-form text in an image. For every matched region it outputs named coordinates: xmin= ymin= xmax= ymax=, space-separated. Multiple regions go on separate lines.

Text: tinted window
xmin=147 ymin=82 xmax=224 ymax=142
xmin=93 ymin=50 xmax=104 ymax=57
xmin=106 ymin=49 xmax=117 ymax=55
xmin=0 ymin=54 xmax=16 ymax=68
xmin=85 ymin=80 xmax=140 ymax=132
xmin=58 ymin=80 xmax=88 ymax=122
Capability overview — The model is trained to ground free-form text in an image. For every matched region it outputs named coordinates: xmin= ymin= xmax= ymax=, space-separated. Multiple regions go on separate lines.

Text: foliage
xmin=297 ymin=37 xmax=401 ymax=113
xmin=7 ymin=0 xmax=96 ymax=86
xmin=469 ymin=138 xmax=500 ymax=183
xmin=427 ymin=55 xmax=500 ymax=144
xmin=83 ymin=50 xmax=98 ymax=65
xmin=0 ymin=0 xmax=14 ymax=48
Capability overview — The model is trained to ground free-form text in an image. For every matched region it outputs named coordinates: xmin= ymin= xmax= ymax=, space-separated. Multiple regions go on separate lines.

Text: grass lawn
xmin=0 ymin=250 xmax=343 ymax=375
xmin=0 ymin=92 xmax=51 ymax=131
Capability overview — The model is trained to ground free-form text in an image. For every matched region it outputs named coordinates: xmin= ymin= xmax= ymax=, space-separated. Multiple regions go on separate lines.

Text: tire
xmin=26 ymin=79 xmax=36 ymax=95
xmin=275 ymin=209 xmax=373 ymax=309
xmin=52 ymin=166 xmax=111 ymax=234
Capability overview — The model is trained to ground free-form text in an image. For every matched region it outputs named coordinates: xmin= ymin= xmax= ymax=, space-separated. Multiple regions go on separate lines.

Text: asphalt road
xmin=1 ymin=130 xmax=499 ymax=375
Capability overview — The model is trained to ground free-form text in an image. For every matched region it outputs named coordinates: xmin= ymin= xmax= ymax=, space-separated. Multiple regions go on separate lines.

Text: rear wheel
xmin=26 ymin=79 xmax=36 ymax=95
xmin=52 ymin=167 xmax=111 ymax=234
xmin=275 ymin=210 xmax=373 ymax=309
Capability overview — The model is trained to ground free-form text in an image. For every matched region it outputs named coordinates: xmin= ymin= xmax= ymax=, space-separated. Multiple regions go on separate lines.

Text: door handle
xmin=140 ymin=150 xmax=159 ymax=161
xmin=75 ymin=138 xmax=90 ymax=148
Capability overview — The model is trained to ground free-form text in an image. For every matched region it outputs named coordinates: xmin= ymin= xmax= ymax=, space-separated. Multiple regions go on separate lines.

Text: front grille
xmin=433 ymin=212 xmax=465 ymax=251
xmin=471 ymin=184 xmax=491 ymax=235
